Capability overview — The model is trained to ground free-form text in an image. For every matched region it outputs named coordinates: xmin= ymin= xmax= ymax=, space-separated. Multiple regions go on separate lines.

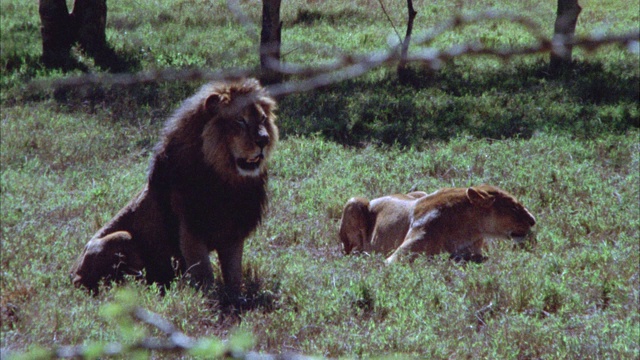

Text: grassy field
xmin=1 ymin=0 xmax=639 ymax=359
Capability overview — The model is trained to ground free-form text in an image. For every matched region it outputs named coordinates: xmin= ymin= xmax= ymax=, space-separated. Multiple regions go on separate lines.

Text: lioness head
xmin=197 ymin=78 xmax=278 ymax=179
xmin=467 ymin=185 xmax=536 ymax=243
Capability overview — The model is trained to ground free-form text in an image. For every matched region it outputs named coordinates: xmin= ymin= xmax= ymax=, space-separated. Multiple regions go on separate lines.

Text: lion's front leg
xmin=216 ymin=240 xmax=244 ymax=299
xmin=385 ymin=227 xmax=428 ymax=264
xmin=179 ymin=225 xmax=215 ymax=293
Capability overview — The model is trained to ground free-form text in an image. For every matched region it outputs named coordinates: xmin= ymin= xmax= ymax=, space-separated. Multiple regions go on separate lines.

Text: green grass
xmin=1 ymin=0 xmax=639 ymax=358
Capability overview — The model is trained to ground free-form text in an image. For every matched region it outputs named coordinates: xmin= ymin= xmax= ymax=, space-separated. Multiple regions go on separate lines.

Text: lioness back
xmin=339 ymin=192 xmax=427 ymax=255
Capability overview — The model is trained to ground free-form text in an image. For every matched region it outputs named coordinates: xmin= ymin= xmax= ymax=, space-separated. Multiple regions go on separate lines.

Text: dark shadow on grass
xmin=278 ymin=59 xmax=639 ymax=146
xmin=3 ymin=53 xmax=53 ymax=74
xmin=211 ymin=264 xmax=281 ymax=318
xmin=48 ymin=81 xmax=197 ymax=125
xmin=89 ymin=263 xmax=281 ymax=324
xmin=3 ymin=47 xmax=142 ymax=106
xmin=430 ymin=60 xmax=639 ymax=105
xmin=11 ymin=56 xmax=638 ymax=147
xmin=290 ymin=8 xmax=372 ymax=27
xmin=87 ymin=46 xmax=141 ymax=74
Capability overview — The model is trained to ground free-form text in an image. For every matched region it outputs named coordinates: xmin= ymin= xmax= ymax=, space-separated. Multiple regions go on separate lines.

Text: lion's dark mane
xmin=149 ymin=137 xmax=267 ymax=238
xmin=137 ymin=97 xmax=268 ymax=286
xmin=70 ymin=79 xmax=275 ymax=294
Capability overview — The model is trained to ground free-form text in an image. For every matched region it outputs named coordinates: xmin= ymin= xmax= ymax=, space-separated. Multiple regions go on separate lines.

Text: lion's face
xmin=469 ymin=186 xmax=536 ymax=243
xmin=199 ymin=79 xmax=278 ymax=180
xmin=491 ymin=196 xmax=536 ymax=242
xmin=225 ymin=102 xmax=276 ymax=177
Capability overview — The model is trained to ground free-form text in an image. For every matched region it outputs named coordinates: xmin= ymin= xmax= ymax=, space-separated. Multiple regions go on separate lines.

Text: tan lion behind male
xmin=339 ymin=185 xmax=536 ymax=264
xmin=339 ymin=191 xmax=428 ymax=255
xmin=70 ymin=78 xmax=278 ymax=299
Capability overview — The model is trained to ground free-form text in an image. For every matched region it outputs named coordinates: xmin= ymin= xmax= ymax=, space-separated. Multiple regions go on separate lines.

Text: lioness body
xmin=71 ymin=79 xmax=278 ymax=296
xmin=339 ymin=185 xmax=536 ymax=264
xmin=339 ymin=191 xmax=427 ymax=254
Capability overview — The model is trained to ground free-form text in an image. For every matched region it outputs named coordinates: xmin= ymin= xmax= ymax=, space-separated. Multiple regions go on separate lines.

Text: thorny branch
xmin=50 ymin=308 xmax=197 ymax=358
xmin=26 ymin=11 xmax=639 ymax=98
xmin=40 ymin=307 xmax=311 ymax=359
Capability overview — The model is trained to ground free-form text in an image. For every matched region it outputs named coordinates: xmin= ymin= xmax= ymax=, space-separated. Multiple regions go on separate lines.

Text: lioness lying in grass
xmin=339 ymin=185 xmax=536 ymax=263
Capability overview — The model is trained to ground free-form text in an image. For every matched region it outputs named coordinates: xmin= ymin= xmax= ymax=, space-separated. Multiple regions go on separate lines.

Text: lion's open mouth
xmin=237 ymin=154 xmax=264 ymax=171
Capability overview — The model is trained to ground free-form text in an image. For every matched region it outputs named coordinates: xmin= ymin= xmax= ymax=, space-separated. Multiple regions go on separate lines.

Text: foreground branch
xmin=24 ymin=11 xmax=639 ymax=99
xmin=266 ymin=31 xmax=639 ymax=97
xmin=15 ymin=306 xmax=313 ymax=359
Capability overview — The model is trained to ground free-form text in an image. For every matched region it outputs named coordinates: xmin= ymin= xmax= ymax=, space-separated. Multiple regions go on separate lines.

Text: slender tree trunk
xmin=549 ymin=0 xmax=582 ymax=74
xmin=39 ymin=0 xmax=74 ymax=68
xmin=398 ymin=0 xmax=417 ymax=83
xmin=260 ymin=0 xmax=282 ymax=85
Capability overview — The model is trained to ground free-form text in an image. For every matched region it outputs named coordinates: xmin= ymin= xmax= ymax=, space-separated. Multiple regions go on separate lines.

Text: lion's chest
xmin=177 ymin=178 xmax=265 ymax=247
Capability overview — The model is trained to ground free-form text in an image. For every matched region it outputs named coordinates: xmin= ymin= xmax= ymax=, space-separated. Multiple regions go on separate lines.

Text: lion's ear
xmin=466 ymin=187 xmax=495 ymax=208
xmin=204 ymin=93 xmax=224 ymax=114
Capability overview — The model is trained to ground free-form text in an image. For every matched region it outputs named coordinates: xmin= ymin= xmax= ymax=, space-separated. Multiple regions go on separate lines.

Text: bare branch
xmin=414 ymin=10 xmax=547 ymax=47
xmin=377 ymin=0 xmax=403 ymax=44
xmin=398 ymin=0 xmax=418 ymax=78
xmin=23 ymin=11 xmax=639 ymax=99
xmin=18 ymin=306 xmax=314 ymax=359
xmin=266 ymin=31 xmax=639 ymax=97
xmin=26 ymin=67 xmax=256 ymax=93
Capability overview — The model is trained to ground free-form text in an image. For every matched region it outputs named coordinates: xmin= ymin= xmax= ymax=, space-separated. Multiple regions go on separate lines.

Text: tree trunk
xmin=39 ymin=0 xmax=126 ymax=71
xmin=549 ymin=0 xmax=582 ymax=74
xmin=39 ymin=0 xmax=74 ymax=68
xmin=260 ymin=0 xmax=282 ymax=85
xmin=398 ymin=0 xmax=417 ymax=83
xmin=71 ymin=0 xmax=108 ymax=58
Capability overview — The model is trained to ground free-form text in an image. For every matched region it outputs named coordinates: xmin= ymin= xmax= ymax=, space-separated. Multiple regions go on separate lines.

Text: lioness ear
xmin=204 ymin=93 xmax=223 ymax=114
xmin=466 ymin=187 xmax=495 ymax=208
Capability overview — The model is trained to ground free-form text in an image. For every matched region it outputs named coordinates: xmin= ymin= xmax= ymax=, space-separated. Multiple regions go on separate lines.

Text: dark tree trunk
xmin=39 ymin=0 xmax=74 ymax=68
xmin=549 ymin=0 xmax=582 ymax=74
xmin=39 ymin=0 xmax=128 ymax=71
xmin=260 ymin=0 xmax=282 ymax=85
xmin=72 ymin=0 xmax=108 ymax=58
xmin=398 ymin=0 xmax=417 ymax=83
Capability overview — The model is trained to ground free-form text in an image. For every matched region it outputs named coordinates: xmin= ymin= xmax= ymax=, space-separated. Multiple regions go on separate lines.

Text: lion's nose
xmin=256 ymin=127 xmax=270 ymax=148
xmin=256 ymin=134 xmax=269 ymax=148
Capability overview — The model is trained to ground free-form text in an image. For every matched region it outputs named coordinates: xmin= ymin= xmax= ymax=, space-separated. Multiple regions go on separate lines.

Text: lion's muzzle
xmin=237 ymin=153 xmax=264 ymax=172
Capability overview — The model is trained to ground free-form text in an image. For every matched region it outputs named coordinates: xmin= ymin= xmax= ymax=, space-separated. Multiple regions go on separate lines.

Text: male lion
xmin=339 ymin=185 xmax=536 ymax=264
xmin=70 ymin=78 xmax=278 ymax=298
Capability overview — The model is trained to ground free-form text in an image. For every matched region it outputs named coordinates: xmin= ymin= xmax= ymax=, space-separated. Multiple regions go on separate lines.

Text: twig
xmin=26 ymin=306 xmax=314 ymax=359
xmin=377 ymin=0 xmax=403 ymax=44
xmin=22 ymin=12 xmax=639 ymax=99
xmin=398 ymin=0 xmax=418 ymax=75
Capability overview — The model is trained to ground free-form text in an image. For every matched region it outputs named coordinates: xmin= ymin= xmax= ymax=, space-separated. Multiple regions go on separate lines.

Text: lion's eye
xmin=235 ymin=118 xmax=248 ymax=128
